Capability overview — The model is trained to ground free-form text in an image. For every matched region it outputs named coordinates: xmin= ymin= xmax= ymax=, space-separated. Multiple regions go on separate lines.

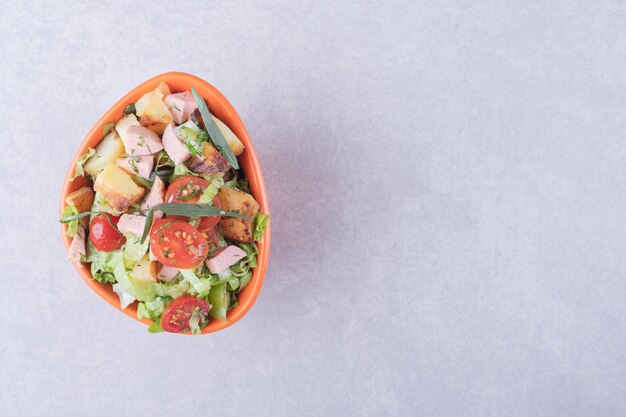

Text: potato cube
xmin=139 ymin=91 xmax=173 ymax=135
xmin=129 ymin=255 xmax=158 ymax=283
xmin=186 ymin=142 xmax=230 ymax=174
xmin=94 ymin=163 xmax=145 ymax=213
xmin=218 ymin=187 xmax=259 ymax=243
xmin=135 ymin=82 xmax=171 ymax=117
xmin=84 ymin=131 xmax=125 ymax=177
xmin=66 ymin=186 xmax=94 ymax=213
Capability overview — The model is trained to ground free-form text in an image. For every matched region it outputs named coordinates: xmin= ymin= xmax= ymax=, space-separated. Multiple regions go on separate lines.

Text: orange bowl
xmin=60 ymin=72 xmax=271 ymax=334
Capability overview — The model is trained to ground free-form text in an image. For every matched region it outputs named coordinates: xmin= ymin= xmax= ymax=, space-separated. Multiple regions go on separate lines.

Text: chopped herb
xmin=147 ymin=203 xmax=251 ymax=219
xmin=140 ymin=208 xmax=155 ymax=244
xmin=191 ymin=87 xmax=239 ymax=169
xmin=177 ymin=182 xmax=203 ymax=201
xmin=128 ymin=157 xmax=139 ymax=174
xmin=178 ymin=125 xmax=206 ymax=157
xmin=59 ymin=211 xmax=120 ymax=234
xmin=121 ymin=153 xmax=141 ymax=163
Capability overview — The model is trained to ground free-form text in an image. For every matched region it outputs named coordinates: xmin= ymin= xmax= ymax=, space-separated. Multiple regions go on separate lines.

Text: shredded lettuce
xmin=112 ymin=283 xmax=136 ymax=309
xmin=148 ymin=321 xmax=164 ymax=333
xmin=91 ymin=192 xmax=123 ymax=216
xmin=236 ymin=177 xmax=250 ymax=193
xmin=224 ymin=176 xmax=237 ymax=188
xmin=150 ymin=151 xmax=175 ymax=185
xmin=157 ymin=280 xmax=192 ymax=298
xmin=189 ymin=311 xmax=204 ymax=335
xmin=62 ymin=204 xmax=79 ymax=237
xmin=134 ymin=176 xmax=153 ymax=189
xmin=217 ymin=268 xmax=233 ymax=281
xmin=177 ymin=121 xmax=206 ymax=157
xmin=253 ymin=213 xmax=269 ymax=241
xmin=197 ymin=176 xmax=224 ymax=204
xmin=222 ymin=243 xmax=258 ymax=292
xmin=223 ymin=171 xmax=249 ymax=192
xmin=112 ymin=252 xmax=159 ymax=301
xmin=170 ymin=163 xmax=197 ymax=181
xmin=156 ymin=150 xmax=174 ymax=169
xmin=85 ymin=242 xmax=119 ymax=284
xmin=122 ymin=233 xmax=149 ymax=263
xmin=238 ymin=271 xmax=253 ymax=289
xmin=179 ymin=269 xmax=212 ymax=296
xmin=226 ymin=277 xmax=240 ymax=292
xmin=228 ymin=292 xmax=239 ymax=311
xmin=69 ymin=147 xmax=95 ymax=180
xmin=237 ymin=243 xmax=259 ymax=268
xmin=137 ymin=297 xmax=168 ymax=319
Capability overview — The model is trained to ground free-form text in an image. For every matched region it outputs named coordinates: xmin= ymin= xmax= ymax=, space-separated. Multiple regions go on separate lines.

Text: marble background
xmin=1 ymin=1 xmax=625 ymax=416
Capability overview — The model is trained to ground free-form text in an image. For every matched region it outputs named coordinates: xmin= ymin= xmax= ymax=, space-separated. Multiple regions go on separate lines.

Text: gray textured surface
xmin=1 ymin=1 xmax=625 ymax=416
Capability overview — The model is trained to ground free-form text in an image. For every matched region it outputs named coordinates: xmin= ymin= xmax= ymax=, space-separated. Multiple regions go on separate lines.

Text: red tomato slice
xmin=161 ymin=294 xmax=210 ymax=333
xmin=165 ymin=176 xmax=223 ymax=226
xmin=165 ymin=176 xmax=208 ymax=204
xmin=149 ymin=219 xmax=208 ymax=269
xmin=89 ymin=214 xmax=125 ymax=252
xmin=197 ymin=196 xmax=223 ymax=230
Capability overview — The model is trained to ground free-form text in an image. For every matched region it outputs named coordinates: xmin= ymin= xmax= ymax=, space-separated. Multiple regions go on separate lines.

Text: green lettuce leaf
xmin=91 ymin=192 xmax=123 ymax=216
xmin=156 ymin=279 xmax=192 ymax=298
xmin=189 ymin=311 xmax=205 ymax=335
xmin=148 ymin=321 xmax=164 ymax=333
xmin=197 ymin=176 xmax=224 ymax=204
xmin=122 ymin=233 xmax=149 ymax=263
xmin=253 ymin=213 xmax=269 ymax=241
xmin=85 ymin=242 xmax=119 ymax=284
xmin=137 ymin=297 xmax=169 ymax=319
xmin=236 ymin=177 xmax=250 ymax=193
xmin=156 ymin=150 xmax=175 ymax=169
xmin=238 ymin=271 xmax=252 ymax=290
xmin=112 ymin=252 xmax=159 ymax=301
xmin=62 ymin=204 xmax=79 ymax=237
xmin=227 ymin=277 xmax=240 ymax=292
xmin=170 ymin=163 xmax=198 ymax=181
xmin=112 ymin=283 xmax=136 ymax=309
xmin=179 ymin=269 xmax=212 ymax=296
xmin=69 ymin=148 xmax=96 ymax=181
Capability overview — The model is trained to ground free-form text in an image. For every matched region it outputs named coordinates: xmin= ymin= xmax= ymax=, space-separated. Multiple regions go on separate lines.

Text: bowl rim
xmin=59 ymin=72 xmax=271 ymax=335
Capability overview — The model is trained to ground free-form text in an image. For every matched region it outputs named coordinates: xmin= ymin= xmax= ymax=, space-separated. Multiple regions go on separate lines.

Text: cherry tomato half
xmin=89 ymin=214 xmax=125 ymax=252
xmin=149 ymin=219 xmax=208 ymax=269
xmin=161 ymin=294 xmax=211 ymax=333
xmin=165 ymin=176 xmax=223 ymax=226
xmin=197 ymin=196 xmax=223 ymax=229
xmin=165 ymin=176 xmax=208 ymax=204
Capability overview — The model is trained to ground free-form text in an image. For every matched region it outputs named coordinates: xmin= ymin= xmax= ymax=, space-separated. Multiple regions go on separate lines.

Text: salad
xmin=60 ymin=82 xmax=269 ymax=334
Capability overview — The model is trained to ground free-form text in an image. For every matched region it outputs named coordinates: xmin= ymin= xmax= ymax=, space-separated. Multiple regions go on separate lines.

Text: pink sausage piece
xmin=206 ymin=245 xmax=247 ymax=274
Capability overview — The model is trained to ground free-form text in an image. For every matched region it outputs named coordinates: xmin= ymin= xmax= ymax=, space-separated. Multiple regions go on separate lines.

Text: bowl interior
xmin=60 ymin=72 xmax=270 ymax=334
